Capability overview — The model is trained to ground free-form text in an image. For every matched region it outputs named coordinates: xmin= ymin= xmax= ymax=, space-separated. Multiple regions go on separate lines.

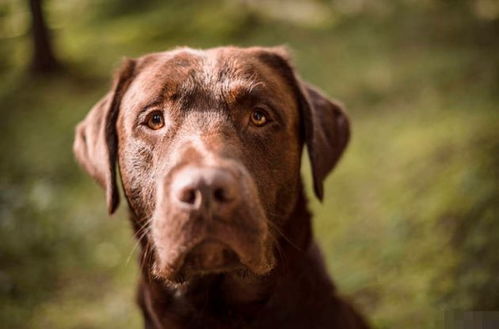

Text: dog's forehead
xmin=125 ymin=47 xmax=296 ymax=111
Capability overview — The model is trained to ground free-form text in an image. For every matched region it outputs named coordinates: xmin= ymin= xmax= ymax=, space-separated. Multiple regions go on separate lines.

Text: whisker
xmin=126 ymin=221 xmax=152 ymax=265
xmin=265 ymin=217 xmax=302 ymax=252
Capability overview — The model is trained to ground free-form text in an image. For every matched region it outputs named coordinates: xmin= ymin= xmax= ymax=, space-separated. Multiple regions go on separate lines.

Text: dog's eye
xmin=250 ymin=110 xmax=268 ymax=127
xmin=146 ymin=111 xmax=165 ymax=130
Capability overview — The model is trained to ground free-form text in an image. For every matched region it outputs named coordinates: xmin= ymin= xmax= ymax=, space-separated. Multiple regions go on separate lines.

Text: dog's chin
xmin=153 ymin=259 xmax=248 ymax=285
xmin=152 ymin=241 xmax=275 ymax=284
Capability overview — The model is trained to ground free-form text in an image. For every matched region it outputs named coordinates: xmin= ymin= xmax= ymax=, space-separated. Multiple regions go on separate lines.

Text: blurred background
xmin=1 ymin=0 xmax=498 ymax=328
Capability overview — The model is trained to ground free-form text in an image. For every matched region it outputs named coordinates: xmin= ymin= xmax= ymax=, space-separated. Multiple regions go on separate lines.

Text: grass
xmin=1 ymin=0 xmax=498 ymax=328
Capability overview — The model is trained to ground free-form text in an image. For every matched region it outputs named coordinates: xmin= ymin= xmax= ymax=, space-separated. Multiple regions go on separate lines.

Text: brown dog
xmin=73 ymin=46 xmax=370 ymax=329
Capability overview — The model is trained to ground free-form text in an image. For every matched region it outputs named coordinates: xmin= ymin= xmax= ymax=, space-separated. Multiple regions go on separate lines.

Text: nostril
xmin=178 ymin=188 xmax=197 ymax=205
xmin=214 ymin=185 xmax=237 ymax=203
xmin=213 ymin=188 xmax=228 ymax=203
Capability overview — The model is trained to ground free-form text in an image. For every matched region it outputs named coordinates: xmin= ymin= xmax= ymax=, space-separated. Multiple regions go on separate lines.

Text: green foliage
xmin=0 ymin=0 xmax=498 ymax=328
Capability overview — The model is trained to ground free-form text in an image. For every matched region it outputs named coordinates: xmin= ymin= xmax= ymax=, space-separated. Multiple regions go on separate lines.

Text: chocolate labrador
xmin=73 ymin=46 xmax=370 ymax=329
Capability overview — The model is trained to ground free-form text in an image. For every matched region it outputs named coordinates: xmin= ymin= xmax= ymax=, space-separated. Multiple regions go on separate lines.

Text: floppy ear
xmin=73 ymin=58 xmax=136 ymax=214
xmin=298 ymin=83 xmax=350 ymax=200
xmin=254 ymin=47 xmax=350 ymax=200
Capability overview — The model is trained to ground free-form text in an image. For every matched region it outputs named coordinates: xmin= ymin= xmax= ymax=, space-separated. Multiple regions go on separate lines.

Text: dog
xmin=73 ymin=46 xmax=370 ymax=329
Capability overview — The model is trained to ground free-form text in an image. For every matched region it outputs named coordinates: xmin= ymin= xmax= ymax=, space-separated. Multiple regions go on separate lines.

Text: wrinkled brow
xmin=222 ymin=79 xmax=266 ymax=105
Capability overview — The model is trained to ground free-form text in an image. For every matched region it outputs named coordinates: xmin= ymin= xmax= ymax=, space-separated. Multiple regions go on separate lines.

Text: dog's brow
xmin=141 ymin=97 xmax=164 ymax=112
xmin=224 ymin=80 xmax=265 ymax=104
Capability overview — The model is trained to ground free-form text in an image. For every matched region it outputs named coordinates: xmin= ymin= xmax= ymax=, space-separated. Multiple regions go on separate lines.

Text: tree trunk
xmin=28 ymin=0 xmax=60 ymax=73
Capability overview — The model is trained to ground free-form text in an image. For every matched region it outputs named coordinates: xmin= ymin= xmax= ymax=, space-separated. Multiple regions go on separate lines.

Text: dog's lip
xmin=172 ymin=240 xmax=244 ymax=279
xmin=152 ymin=239 xmax=274 ymax=282
xmin=183 ymin=240 xmax=239 ymax=267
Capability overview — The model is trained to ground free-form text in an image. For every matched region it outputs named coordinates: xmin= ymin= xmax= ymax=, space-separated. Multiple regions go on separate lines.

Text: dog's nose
xmin=171 ymin=167 xmax=239 ymax=213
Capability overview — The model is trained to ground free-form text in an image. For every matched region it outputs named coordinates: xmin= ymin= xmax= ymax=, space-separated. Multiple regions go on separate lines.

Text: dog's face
xmin=74 ymin=47 xmax=349 ymax=283
xmin=119 ymin=48 xmax=303 ymax=280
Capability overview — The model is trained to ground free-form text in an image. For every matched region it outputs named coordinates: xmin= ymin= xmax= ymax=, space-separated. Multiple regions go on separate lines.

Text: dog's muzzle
xmin=151 ymin=165 xmax=274 ymax=282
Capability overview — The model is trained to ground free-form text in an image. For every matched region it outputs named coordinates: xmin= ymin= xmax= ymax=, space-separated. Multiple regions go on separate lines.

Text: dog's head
xmin=73 ymin=47 xmax=349 ymax=282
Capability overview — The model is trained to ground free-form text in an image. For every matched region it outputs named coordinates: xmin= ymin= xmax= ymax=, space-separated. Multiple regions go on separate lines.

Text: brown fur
xmin=74 ymin=46 xmax=369 ymax=329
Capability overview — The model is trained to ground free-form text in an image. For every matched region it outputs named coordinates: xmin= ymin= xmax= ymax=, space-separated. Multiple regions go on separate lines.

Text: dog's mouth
xmin=179 ymin=240 xmax=244 ymax=276
xmin=153 ymin=239 xmax=252 ymax=283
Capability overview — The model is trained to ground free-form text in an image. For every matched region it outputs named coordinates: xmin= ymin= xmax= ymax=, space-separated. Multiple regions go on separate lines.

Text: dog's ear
xmin=298 ymin=83 xmax=350 ymax=200
xmin=255 ymin=47 xmax=350 ymax=200
xmin=73 ymin=58 xmax=136 ymax=214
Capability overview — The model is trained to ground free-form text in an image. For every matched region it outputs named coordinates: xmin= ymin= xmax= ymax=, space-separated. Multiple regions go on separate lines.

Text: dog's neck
xmin=133 ymin=186 xmax=333 ymax=328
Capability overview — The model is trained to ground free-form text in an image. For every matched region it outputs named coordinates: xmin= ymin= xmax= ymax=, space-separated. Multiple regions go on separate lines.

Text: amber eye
xmin=250 ymin=110 xmax=268 ymax=127
xmin=146 ymin=111 xmax=165 ymax=130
